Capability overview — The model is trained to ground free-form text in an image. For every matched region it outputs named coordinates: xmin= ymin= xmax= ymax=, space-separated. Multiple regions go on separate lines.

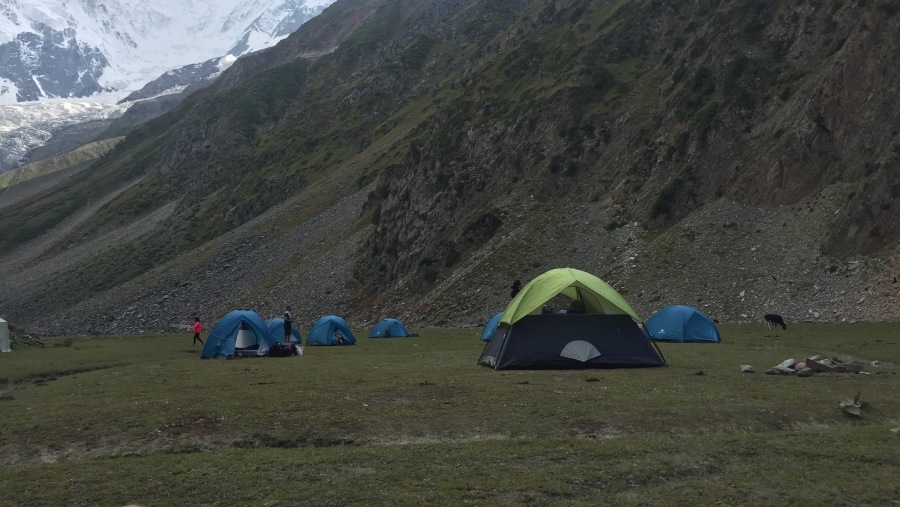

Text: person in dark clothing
xmin=191 ymin=317 xmax=204 ymax=346
xmin=283 ymin=306 xmax=294 ymax=344
xmin=566 ymin=299 xmax=586 ymax=314
xmin=510 ymin=280 xmax=522 ymax=298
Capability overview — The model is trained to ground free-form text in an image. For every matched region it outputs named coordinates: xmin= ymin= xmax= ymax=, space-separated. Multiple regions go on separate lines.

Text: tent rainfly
xmin=480 ymin=312 xmax=503 ymax=342
xmin=201 ymin=310 xmax=276 ymax=359
xmin=267 ymin=318 xmax=303 ymax=344
xmin=369 ymin=318 xmax=410 ymax=338
xmin=307 ymin=315 xmax=356 ymax=345
xmin=644 ymin=305 xmax=721 ymax=343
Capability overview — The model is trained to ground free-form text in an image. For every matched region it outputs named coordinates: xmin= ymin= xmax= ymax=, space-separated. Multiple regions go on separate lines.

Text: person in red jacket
xmin=191 ymin=317 xmax=204 ymax=346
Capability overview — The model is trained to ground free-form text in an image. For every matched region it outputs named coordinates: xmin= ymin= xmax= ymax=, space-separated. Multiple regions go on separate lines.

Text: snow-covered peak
xmin=0 ymin=0 xmax=334 ymax=102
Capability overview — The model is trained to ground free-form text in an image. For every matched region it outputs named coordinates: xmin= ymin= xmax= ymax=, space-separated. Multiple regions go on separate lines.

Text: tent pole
xmin=477 ymin=337 xmax=492 ymax=365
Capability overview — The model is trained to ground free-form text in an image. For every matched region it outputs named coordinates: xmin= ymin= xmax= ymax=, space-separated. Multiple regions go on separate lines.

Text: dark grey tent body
xmin=479 ymin=314 xmax=666 ymax=370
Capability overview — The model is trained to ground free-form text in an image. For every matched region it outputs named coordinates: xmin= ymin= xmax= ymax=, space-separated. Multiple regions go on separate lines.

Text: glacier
xmin=0 ymin=94 xmax=130 ymax=172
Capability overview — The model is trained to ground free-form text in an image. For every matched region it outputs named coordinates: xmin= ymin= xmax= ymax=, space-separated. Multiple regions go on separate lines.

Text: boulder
xmin=805 ymin=356 xmax=847 ymax=373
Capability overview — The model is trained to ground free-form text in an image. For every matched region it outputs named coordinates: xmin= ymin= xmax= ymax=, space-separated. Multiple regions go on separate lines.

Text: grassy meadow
xmin=1 ymin=323 xmax=899 ymax=506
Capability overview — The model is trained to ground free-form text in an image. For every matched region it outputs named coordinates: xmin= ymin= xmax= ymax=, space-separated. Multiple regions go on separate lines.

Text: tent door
xmin=235 ymin=328 xmax=258 ymax=348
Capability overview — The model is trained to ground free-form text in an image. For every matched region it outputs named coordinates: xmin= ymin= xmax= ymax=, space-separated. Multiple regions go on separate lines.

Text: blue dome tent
xmin=369 ymin=318 xmax=410 ymax=338
xmin=307 ymin=315 xmax=356 ymax=345
xmin=201 ymin=310 xmax=276 ymax=358
xmin=267 ymin=318 xmax=303 ymax=344
xmin=480 ymin=312 xmax=503 ymax=342
xmin=644 ymin=305 xmax=721 ymax=343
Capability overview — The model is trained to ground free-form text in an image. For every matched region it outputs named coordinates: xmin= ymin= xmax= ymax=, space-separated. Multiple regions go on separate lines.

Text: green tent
xmin=480 ymin=268 xmax=664 ymax=370
xmin=500 ymin=267 xmax=641 ymax=324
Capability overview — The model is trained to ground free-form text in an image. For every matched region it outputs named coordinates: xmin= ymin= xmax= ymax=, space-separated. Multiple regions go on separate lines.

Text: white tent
xmin=0 ymin=318 xmax=10 ymax=353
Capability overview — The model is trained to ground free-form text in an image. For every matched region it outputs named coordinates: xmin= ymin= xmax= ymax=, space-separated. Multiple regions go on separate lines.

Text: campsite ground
xmin=1 ymin=324 xmax=898 ymax=506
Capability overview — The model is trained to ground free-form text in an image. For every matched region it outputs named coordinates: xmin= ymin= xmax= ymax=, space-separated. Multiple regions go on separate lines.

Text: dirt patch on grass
xmin=0 ymin=431 xmax=359 ymax=468
xmin=232 ymin=433 xmax=358 ymax=449
xmin=5 ymin=363 xmax=130 ymax=385
xmin=2 ymin=433 xmax=507 ymax=468
xmin=414 ymin=381 xmax=470 ymax=397
xmin=568 ymin=417 xmax=624 ymax=439
xmin=371 ymin=395 xmax=415 ymax=406
xmin=159 ymin=415 xmax=225 ymax=437
xmin=0 ymin=439 xmax=117 ymax=467
xmin=368 ymin=433 xmax=511 ymax=446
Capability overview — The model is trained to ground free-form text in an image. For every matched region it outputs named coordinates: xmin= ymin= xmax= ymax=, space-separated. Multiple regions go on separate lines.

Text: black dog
xmin=764 ymin=314 xmax=787 ymax=330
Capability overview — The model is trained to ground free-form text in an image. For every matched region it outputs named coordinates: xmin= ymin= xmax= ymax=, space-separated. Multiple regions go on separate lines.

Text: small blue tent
xmin=480 ymin=312 xmax=503 ymax=342
xmin=307 ymin=315 xmax=356 ymax=345
xmin=267 ymin=318 xmax=303 ymax=344
xmin=201 ymin=310 xmax=276 ymax=358
xmin=369 ymin=318 xmax=410 ymax=338
xmin=644 ymin=305 xmax=721 ymax=343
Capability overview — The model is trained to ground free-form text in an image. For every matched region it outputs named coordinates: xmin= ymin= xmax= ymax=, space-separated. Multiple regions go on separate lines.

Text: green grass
xmin=1 ymin=324 xmax=899 ymax=506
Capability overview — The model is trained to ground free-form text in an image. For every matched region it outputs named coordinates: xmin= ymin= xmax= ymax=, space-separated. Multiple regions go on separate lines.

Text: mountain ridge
xmin=0 ymin=0 xmax=898 ymax=335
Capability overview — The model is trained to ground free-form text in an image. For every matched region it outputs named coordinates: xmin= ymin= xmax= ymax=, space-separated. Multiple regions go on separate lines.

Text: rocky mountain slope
xmin=0 ymin=0 xmax=898 ymax=336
